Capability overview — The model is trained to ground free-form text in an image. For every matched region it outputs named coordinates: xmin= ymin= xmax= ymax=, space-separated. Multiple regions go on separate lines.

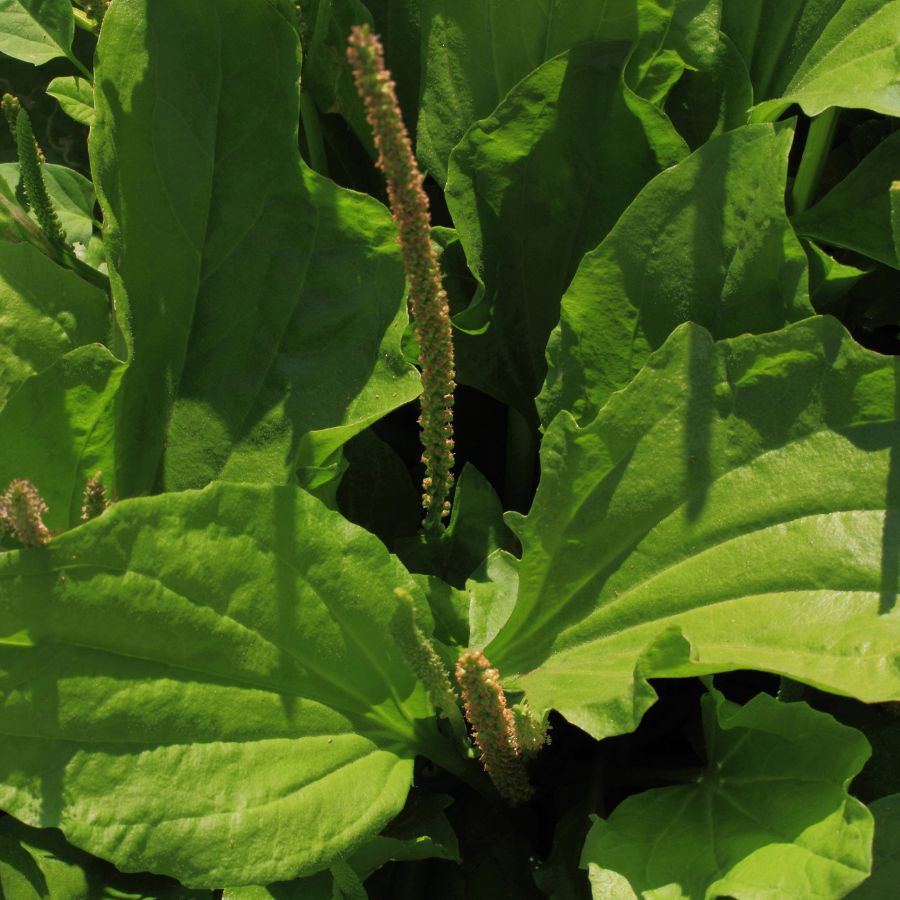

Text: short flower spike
xmin=455 ymin=649 xmax=534 ymax=805
xmin=347 ymin=24 xmax=456 ymax=530
xmin=0 ymin=479 xmax=51 ymax=547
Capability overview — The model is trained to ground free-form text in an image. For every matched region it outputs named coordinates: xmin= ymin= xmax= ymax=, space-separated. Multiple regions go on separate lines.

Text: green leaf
xmin=0 ymin=242 xmax=109 ymax=406
xmin=486 ymin=317 xmax=900 ymax=741
xmin=804 ymin=240 xmax=871 ymax=315
xmin=793 ymin=129 xmax=900 ymax=270
xmin=0 ymin=815 xmax=211 ymax=899
xmin=224 ymin=793 xmax=459 ymax=899
xmin=580 ymin=689 xmax=873 ymax=899
xmin=849 ymin=794 xmax=900 ymax=898
xmin=417 ymin=0 xmax=641 ymax=184
xmin=722 ymin=0 xmax=900 ymax=120
xmin=0 ymin=344 xmax=123 ymax=533
xmin=540 ymin=122 xmax=812 ymax=427
xmin=0 ymin=0 xmax=75 ymax=66
xmin=91 ymin=0 xmax=420 ymax=498
xmin=446 ymin=40 xmax=686 ymax=415
xmin=0 ymin=482 xmax=454 ymax=887
xmin=46 ymin=76 xmax=94 ymax=125
xmin=0 ymin=162 xmax=96 ymax=246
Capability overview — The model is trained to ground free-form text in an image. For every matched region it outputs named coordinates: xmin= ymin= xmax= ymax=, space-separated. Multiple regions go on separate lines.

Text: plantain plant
xmin=0 ymin=1 xmax=898 ymax=898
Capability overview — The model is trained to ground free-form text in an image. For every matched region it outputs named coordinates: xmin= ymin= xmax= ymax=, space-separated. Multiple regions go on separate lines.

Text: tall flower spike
xmin=347 ymin=25 xmax=456 ymax=529
xmin=14 ymin=108 xmax=66 ymax=246
xmin=455 ymin=650 xmax=534 ymax=805
xmin=0 ymin=479 xmax=51 ymax=547
xmin=390 ymin=588 xmax=468 ymax=745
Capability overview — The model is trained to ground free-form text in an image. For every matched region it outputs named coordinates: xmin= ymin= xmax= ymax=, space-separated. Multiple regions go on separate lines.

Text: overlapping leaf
xmin=580 ymin=689 xmax=873 ymax=898
xmin=0 ymin=482 xmax=456 ymax=887
xmin=485 ymin=317 xmax=900 ymax=740
xmin=540 ymin=121 xmax=812 ymax=426
xmin=850 ymin=794 xmax=900 ymax=898
xmin=417 ymin=0 xmax=641 ymax=184
xmin=0 ymin=344 xmax=123 ymax=533
xmin=0 ymin=0 xmax=76 ymax=67
xmin=446 ymin=39 xmax=686 ymax=415
xmin=0 ymin=242 xmax=109 ymax=406
xmin=91 ymin=0 xmax=420 ymax=498
xmin=0 ymin=815 xmax=210 ymax=899
xmin=793 ymin=129 xmax=900 ymax=269
xmin=722 ymin=0 xmax=900 ymax=119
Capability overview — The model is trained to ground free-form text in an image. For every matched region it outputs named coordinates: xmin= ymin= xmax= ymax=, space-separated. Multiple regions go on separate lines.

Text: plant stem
xmin=72 ymin=9 xmax=97 ymax=34
xmin=791 ymin=107 xmax=839 ymax=215
xmin=299 ymin=91 xmax=328 ymax=176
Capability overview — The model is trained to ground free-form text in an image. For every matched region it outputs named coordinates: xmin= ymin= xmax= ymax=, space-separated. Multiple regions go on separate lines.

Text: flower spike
xmin=13 ymin=105 xmax=66 ymax=247
xmin=0 ymin=480 xmax=51 ymax=547
xmin=390 ymin=588 xmax=468 ymax=745
xmin=347 ymin=24 xmax=456 ymax=529
xmin=81 ymin=473 xmax=110 ymax=521
xmin=455 ymin=649 xmax=534 ymax=805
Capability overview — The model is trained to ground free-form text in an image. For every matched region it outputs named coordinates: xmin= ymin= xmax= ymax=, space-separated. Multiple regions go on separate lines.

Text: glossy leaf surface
xmin=91 ymin=0 xmax=419 ymax=497
xmin=446 ymin=40 xmax=686 ymax=414
xmin=722 ymin=0 xmax=900 ymax=119
xmin=580 ymin=690 xmax=873 ymax=899
xmin=0 ymin=0 xmax=74 ymax=66
xmin=0 ymin=483 xmax=447 ymax=886
xmin=417 ymin=0 xmax=640 ymax=183
xmin=540 ymin=122 xmax=811 ymax=426
xmin=488 ymin=318 xmax=900 ymax=739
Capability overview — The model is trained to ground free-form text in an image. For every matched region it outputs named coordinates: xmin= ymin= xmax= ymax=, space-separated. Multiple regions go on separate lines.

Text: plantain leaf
xmin=0 ymin=344 xmax=123 ymax=533
xmin=486 ymin=317 xmax=900 ymax=740
xmin=722 ymin=0 xmax=900 ymax=120
xmin=91 ymin=0 xmax=420 ymax=498
xmin=0 ymin=242 xmax=109 ymax=407
xmin=793 ymin=129 xmax=900 ymax=270
xmin=0 ymin=0 xmax=75 ymax=67
xmin=540 ymin=122 xmax=812 ymax=427
xmin=0 ymin=482 xmax=456 ymax=887
xmin=580 ymin=689 xmax=873 ymax=899
xmin=446 ymin=39 xmax=686 ymax=416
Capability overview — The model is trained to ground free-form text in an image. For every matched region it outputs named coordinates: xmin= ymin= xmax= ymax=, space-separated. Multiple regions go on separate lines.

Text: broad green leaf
xmin=0 ymin=0 xmax=75 ymax=66
xmin=0 ymin=482 xmax=457 ymax=887
xmin=46 ymin=75 xmax=94 ymax=125
xmin=0 ymin=241 xmax=109 ymax=405
xmin=540 ymin=122 xmax=812 ymax=426
xmin=722 ymin=0 xmax=900 ymax=120
xmin=0 ymin=162 xmax=96 ymax=246
xmin=91 ymin=0 xmax=419 ymax=498
xmin=0 ymin=344 xmax=123 ymax=532
xmin=665 ymin=30 xmax=753 ymax=149
xmin=365 ymin=0 xmax=422 ymax=129
xmin=447 ymin=40 xmax=686 ymax=416
xmin=849 ymin=794 xmax=900 ymax=898
xmin=580 ymin=689 xmax=873 ymax=899
xmin=0 ymin=815 xmax=211 ymax=899
xmin=417 ymin=0 xmax=641 ymax=184
xmin=486 ymin=317 xmax=900 ymax=741
xmin=226 ymin=793 xmax=460 ymax=898
xmin=793 ymin=130 xmax=900 ymax=270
